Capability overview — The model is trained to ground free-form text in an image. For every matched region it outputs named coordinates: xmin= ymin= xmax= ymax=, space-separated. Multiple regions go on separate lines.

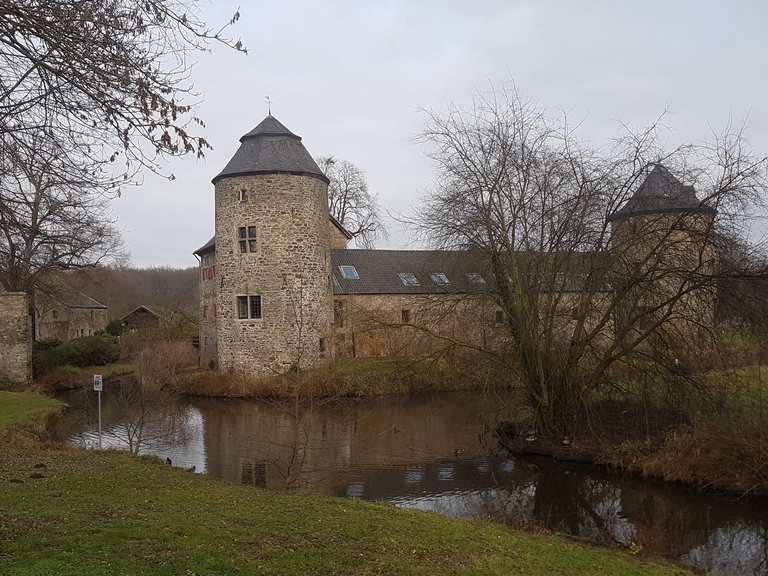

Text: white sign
xmin=93 ymin=374 xmax=103 ymax=392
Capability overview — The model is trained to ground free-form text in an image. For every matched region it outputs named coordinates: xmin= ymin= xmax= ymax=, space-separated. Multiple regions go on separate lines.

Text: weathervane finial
xmin=265 ymin=96 xmax=272 ymax=116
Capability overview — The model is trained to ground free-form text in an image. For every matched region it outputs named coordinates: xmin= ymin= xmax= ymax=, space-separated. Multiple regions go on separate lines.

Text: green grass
xmin=0 ymin=391 xmax=62 ymax=429
xmin=0 ymin=445 xmax=690 ymax=576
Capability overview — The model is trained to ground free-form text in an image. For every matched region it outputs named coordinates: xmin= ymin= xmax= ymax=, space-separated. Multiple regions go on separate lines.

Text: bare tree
xmin=0 ymin=137 xmax=122 ymax=293
xmin=317 ymin=156 xmax=384 ymax=247
xmin=416 ymin=85 xmax=768 ymax=438
xmin=0 ymin=0 xmax=245 ymax=181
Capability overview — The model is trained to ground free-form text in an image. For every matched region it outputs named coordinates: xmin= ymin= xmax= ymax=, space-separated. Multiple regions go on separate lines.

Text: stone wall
xmin=328 ymin=220 xmax=350 ymax=249
xmin=0 ymin=292 xmax=32 ymax=387
xmin=199 ymin=251 xmax=218 ymax=368
xmin=214 ymin=173 xmax=333 ymax=376
xmin=332 ymin=293 xmax=509 ymax=358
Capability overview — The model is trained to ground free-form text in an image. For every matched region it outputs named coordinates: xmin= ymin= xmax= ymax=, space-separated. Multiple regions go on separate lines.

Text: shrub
xmin=105 ymin=319 xmax=123 ymax=337
xmin=33 ymin=335 xmax=120 ymax=374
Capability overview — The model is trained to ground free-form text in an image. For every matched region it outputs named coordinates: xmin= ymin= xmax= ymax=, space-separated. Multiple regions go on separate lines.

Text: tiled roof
xmin=331 ymin=249 xmax=493 ymax=295
xmin=212 ymin=115 xmax=328 ymax=184
xmin=608 ymin=164 xmax=715 ymax=221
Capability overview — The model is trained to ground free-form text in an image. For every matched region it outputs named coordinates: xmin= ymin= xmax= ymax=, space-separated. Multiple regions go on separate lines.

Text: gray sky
xmin=118 ymin=0 xmax=768 ymax=267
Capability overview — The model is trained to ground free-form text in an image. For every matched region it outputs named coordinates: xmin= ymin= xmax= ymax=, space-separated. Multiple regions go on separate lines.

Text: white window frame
xmin=338 ymin=265 xmax=360 ymax=280
xmin=398 ymin=272 xmax=420 ymax=286
xmin=430 ymin=272 xmax=450 ymax=285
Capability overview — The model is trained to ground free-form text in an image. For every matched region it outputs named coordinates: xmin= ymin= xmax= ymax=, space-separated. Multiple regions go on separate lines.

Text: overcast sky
xmin=117 ymin=0 xmax=768 ymax=268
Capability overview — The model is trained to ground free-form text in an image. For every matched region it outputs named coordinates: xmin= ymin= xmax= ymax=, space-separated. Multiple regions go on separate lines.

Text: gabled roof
xmin=212 ymin=115 xmax=328 ymax=184
xmin=37 ymin=281 xmax=107 ymax=310
xmin=121 ymin=305 xmax=160 ymax=321
xmin=608 ymin=164 xmax=715 ymax=222
xmin=330 ymin=214 xmax=353 ymax=240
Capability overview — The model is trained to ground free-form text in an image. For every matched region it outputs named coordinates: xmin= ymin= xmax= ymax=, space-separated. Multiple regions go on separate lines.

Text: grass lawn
xmin=0 ymin=390 xmax=689 ymax=576
xmin=0 ymin=445 xmax=691 ymax=576
xmin=0 ymin=391 xmax=62 ymax=429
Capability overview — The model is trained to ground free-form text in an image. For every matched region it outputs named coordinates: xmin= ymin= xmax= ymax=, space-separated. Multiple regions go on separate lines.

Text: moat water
xmin=51 ymin=389 xmax=768 ymax=575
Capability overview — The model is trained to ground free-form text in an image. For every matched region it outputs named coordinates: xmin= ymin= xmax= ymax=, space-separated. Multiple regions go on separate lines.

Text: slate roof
xmin=193 ymin=236 xmax=216 ymax=256
xmin=331 ymin=249 xmax=493 ymax=295
xmin=608 ymin=164 xmax=715 ymax=221
xmin=212 ymin=115 xmax=328 ymax=184
xmin=331 ymin=249 xmax=612 ymax=295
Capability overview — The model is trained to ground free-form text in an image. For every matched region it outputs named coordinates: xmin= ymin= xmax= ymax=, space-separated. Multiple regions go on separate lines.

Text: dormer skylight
xmin=430 ymin=273 xmax=450 ymax=285
xmin=398 ymin=273 xmax=420 ymax=286
xmin=339 ymin=265 xmax=360 ymax=280
xmin=466 ymin=273 xmax=486 ymax=284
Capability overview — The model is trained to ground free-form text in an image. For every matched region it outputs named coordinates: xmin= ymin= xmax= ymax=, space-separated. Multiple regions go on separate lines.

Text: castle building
xmin=194 ymin=116 xmax=716 ymax=377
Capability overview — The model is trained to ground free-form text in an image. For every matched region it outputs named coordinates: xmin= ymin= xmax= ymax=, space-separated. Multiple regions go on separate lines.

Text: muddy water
xmin=52 ymin=389 xmax=768 ymax=575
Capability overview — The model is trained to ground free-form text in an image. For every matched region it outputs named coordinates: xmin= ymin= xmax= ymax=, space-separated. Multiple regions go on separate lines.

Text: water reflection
xmin=52 ymin=389 xmax=768 ymax=576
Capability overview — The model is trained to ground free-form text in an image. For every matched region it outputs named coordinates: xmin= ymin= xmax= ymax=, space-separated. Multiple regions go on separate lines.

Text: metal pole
xmin=98 ymin=389 xmax=102 ymax=449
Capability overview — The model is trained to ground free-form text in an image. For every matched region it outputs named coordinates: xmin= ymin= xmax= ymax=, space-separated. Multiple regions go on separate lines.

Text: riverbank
xmin=498 ymin=366 xmax=768 ymax=496
xmin=0 ymin=392 xmax=689 ymax=575
xmin=183 ymin=356 xmax=514 ymax=398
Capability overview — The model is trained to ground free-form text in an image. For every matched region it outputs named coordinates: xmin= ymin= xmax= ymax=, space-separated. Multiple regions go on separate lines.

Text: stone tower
xmin=608 ymin=164 xmax=717 ymax=337
xmin=211 ymin=115 xmax=333 ymax=376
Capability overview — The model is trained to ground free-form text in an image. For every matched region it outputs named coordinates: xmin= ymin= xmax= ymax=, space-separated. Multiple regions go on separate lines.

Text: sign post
xmin=93 ymin=375 xmax=103 ymax=449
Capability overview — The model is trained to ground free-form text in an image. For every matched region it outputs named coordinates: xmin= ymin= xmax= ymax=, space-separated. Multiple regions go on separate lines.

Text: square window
xmin=249 ymin=295 xmax=262 ymax=319
xmin=398 ymin=272 xmax=419 ymax=286
xmin=238 ymin=226 xmax=257 ymax=253
xmin=495 ymin=310 xmax=504 ymax=324
xmin=237 ymin=296 xmax=249 ymax=319
xmin=339 ymin=265 xmax=360 ymax=280
xmin=466 ymin=273 xmax=486 ymax=285
xmin=401 ymin=309 xmax=410 ymax=323
xmin=430 ymin=272 xmax=450 ymax=285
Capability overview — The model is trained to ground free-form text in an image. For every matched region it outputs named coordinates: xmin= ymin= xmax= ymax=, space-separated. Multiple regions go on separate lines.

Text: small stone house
xmin=35 ymin=284 xmax=108 ymax=341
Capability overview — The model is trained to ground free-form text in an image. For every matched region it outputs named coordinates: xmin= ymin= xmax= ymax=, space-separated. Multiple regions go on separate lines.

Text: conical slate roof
xmin=608 ymin=164 xmax=715 ymax=221
xmin=212 ymin=115 xmax=328 ymax=184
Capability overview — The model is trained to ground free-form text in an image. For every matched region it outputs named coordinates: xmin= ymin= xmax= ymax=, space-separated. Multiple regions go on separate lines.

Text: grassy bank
xmin=0 ymin=445 xmax=689 ymax=576
xmin=0 ymin=391 xmax=61 ymax=429
xmin=0 ymin=390 xmax=689 ymax=575
xmin=35 ymin=362 xmax=136 ymax=392
xmin=184 ymin=356 xmax=513 ymax=398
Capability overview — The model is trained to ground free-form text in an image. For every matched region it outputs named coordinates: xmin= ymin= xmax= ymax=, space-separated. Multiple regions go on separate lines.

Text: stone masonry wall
xmin=332 ymin=293 xmax=509 ymax=358
xmin=199 ymin=251 xmax=218 ymax=368
xmin=215 ymin=173 xmax=333 ymax=376
xmin=0 ymin=292 xmax=32 ymax=387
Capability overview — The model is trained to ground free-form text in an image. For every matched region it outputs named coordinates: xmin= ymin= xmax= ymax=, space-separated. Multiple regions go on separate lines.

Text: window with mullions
xmin=238 ymin=226 xmax=257 ymax=253
xmin=236 ymin=295 xmax=262 ymax=319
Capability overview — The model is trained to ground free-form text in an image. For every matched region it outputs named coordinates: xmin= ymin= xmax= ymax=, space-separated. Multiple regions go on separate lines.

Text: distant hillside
xmin=64 ymin=266 xmax=199 ymax=320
